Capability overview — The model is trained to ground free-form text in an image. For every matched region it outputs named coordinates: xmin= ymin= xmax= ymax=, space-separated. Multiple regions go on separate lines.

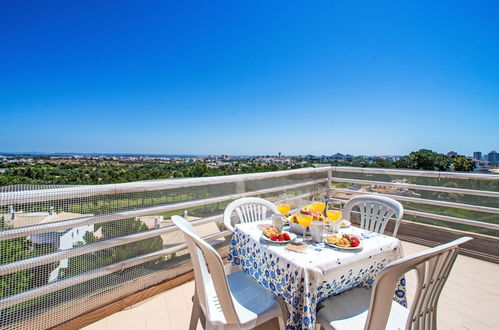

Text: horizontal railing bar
xmin=0 ymin=230 xmax=231 ymax=311
xmin=0 ymin=167 xmax=330 ymax=205
xmin=288 ymin=189 xmax=327 ymax=201
xmin=331 ymin=166 xmax=499 ymax=180
xmin=328 ymin=197 xmax=499 ymax=231
xmin=331 ymin=188 xmax=499 ymax=214
xmin=0 ymin=178 xmax=327 ymax=241
xmin=330 ymin=177 xmax=499 ymax=197
xmin=0 ymin=214 xmax=222 ymax=276
xmin=402 ymin=210 xmax=499 ymax=231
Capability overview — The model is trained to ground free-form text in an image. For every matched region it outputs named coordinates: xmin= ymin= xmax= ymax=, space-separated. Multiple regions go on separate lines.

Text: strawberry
xmin=270 ymin=234 xmax=278 ymax=241
xmin=277 ymin=234 xmax=284 ymax=241
xmin=342 ymin=234 xmax=351 ymax=241
xmin=282 ymin=233 xmax=291 ymax=240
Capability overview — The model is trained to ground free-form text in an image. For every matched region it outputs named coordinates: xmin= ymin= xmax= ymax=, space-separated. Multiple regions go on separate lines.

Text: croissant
xmin=263 ymin=226 xmax=279 ymax=238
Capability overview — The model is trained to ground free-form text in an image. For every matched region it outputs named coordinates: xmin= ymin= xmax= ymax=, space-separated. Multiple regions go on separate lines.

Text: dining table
xmin=227 ymin=221 xmax=407 ymax=330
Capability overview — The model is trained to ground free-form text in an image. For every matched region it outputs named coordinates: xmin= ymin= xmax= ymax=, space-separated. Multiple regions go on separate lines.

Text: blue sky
xmin=1 ymin=1 xmax=498 ymax=156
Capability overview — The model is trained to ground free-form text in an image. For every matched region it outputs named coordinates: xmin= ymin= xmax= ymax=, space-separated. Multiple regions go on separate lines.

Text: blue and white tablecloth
xmin=227 ymin=221 xmax=406 ymax=330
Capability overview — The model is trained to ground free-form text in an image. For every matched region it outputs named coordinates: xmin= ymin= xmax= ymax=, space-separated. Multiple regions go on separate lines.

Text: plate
xmin=261 ymin=231 xmax=297 ymax=244
xmin=325 ymin=241 xmax=363 ymax=250
xmin=324 ymin=235 xmax=363 ymax=250
xmin=340 ymin=220 xmax=351 ymax=228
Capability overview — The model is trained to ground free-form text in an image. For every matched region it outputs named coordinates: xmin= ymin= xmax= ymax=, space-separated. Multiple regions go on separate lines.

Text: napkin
xmin=285 ymin=243 xmax=308 ymax=253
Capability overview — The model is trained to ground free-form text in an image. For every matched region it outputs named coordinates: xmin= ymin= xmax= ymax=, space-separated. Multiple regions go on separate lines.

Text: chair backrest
xmin=342 ymin=195 xmax=404 ymax=236
xmin=223 ymin=197 xmax=279 ymax=232
xmin=365 ymin=236 xmax=472 ymax=330
xmin=171 ymin=216 xmax=240 ymax=325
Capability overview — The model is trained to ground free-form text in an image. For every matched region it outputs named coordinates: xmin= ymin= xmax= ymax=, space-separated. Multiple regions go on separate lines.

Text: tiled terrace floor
xmin=83 ymin=241 xmax=499 ymax=330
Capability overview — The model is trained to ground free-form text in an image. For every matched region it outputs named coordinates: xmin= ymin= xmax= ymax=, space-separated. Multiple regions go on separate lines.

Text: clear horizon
xmin=1 ymin=1 xmax=498 ymax=156
xmin=1 ymin=149 xmax=497 ymax=158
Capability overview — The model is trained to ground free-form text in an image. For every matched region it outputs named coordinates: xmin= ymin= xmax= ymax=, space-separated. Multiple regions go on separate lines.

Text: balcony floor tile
xmin=83 ymin=241 xmax=499 ymax=330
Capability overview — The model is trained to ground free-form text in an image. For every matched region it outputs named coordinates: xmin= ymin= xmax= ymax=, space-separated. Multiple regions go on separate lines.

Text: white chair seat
xmin=317 ymin=287 xmax=408 ymax=330
xmin=204 ymin=271 xmax=282 ymax=330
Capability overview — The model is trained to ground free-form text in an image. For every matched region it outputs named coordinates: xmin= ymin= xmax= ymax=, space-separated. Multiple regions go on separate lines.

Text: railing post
xmin=327 ymin=167 xmax=333 ymax=201
xmin=235 ymin=180 xmax=246 ymax=194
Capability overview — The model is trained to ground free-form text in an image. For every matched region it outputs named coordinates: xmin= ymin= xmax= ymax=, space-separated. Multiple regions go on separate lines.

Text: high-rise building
xmin=473 ymin=151 xmax=482 ymax=161
xmin=488 ymin=151 xmax=498 ymax=165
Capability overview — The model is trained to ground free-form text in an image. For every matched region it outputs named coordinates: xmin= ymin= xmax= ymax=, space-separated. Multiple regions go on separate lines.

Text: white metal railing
xmin=328 ymin=167 xmax=499 ymax=231
xmin=0 ymin=177 xmax=327 ymax=241
xmin=0 ymin=167 xmax=330 ymax=205
xmin=0 ymin=166 xmax=498 ymax=329
xmin=330 ymin=166 xmax=499 ymax=180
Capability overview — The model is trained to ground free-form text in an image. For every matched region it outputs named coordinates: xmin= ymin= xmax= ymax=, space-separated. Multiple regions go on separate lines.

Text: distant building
xmin=473 ymin=152 xmax=482 ymax=161
xmin=136 ymin=215 xmax=163 ymax=229
xmin=488 ymin=151 xmax=498 ymax=166
xmin=4 ymin=209 xmax=94 ymax=282
xmin=447 ymin=151 xmax=458 ymax=157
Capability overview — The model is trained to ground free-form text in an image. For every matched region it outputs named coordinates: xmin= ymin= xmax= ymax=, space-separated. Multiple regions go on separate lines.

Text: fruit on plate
xmin=290 ymin=210 xmax=326 ymax=222
xmin=325 ymin=234 xmax=361 ymax=248
xmin=263 ymin=226 xmax=279 ymax=238
xmin=300 ymin=206 xmax=313 ymax=215
xmin=350 ymin=236 xmax=360 ymax=247
xmin=340 ymin=220 xmax=348 ymax=226
xmin=263 ymin=227 xmax=291 ymax=241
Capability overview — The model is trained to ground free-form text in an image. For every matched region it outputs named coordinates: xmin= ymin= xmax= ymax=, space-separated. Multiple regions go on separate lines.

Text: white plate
xmin=324 ymin=236 xmax=363 ymax=250
xmin=261 ymin=231 xmax=297 ymax=244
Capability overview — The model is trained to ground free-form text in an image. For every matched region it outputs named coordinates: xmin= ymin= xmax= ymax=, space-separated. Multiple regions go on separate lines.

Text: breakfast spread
xmin=288 ymin=206 xmax=326 ymax=223
xmin=262 ymin=226 xmax=292 ymax=241
xmin=325 ymin=234 xmax=361 ymax=248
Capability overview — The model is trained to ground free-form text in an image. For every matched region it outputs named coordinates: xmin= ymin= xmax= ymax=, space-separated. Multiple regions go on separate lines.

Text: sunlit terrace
xmin=82 ymin=241 xmax=499 ymax=330
xmin=0 ymin=167 xmax=497 ymax=329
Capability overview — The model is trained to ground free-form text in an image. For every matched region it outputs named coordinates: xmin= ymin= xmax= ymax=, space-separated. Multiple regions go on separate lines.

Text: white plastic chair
xmin=317 ymin=236 xmax=472 ymax=330
xmin=223 ymin=197 xmax=279 ymax=232
xmin=171 ymin=215 xmax=286 ymax=330
xmin=342 ymin=195 xmax=404 ymax=237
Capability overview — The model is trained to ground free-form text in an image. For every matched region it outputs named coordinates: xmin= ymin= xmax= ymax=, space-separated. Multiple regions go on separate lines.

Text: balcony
xmin=0 ymin=167 xmax=498 ymax=329
xmin=82 ymin=241 xmax=499 ymax=330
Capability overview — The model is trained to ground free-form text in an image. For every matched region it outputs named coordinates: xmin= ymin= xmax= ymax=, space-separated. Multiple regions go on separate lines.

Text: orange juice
xmin=326 ymin=210 xmax=342 ymax=222
xmin=297 ymin=214 xmax=313 ymax=228
xmin=311 ymin=202 xmax=326 ymax=213
xmin=277 ymin=203 xmax=291 ymax=215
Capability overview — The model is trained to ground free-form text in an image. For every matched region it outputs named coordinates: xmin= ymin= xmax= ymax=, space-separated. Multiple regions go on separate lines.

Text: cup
xmin=333 ymin=220 xmax=341 ymax=234
xmin=271 ymin=214 xmax=284 ymax=232
xmin=310 ymin=221 xmax=324 ymax=243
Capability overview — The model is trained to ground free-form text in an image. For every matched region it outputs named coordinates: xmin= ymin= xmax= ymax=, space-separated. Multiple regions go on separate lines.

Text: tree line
xmin=0 ymin=149 xmax=476 ymax=187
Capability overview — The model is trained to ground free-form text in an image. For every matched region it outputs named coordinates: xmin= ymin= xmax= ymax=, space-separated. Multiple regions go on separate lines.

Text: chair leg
xmin=277 ymin=317 xmax=286 ymax=330
xmin=190 ymin=297 xmax=202 ymax=330
xmin=276 ymin=298 xmax=288 ymax=330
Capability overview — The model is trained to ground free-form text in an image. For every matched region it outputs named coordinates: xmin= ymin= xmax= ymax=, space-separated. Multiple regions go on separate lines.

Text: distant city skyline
xmin=1 ymin=149 xmax=497 ymax=158
xmin=1 ymin=1 xmax=498 ymax=155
